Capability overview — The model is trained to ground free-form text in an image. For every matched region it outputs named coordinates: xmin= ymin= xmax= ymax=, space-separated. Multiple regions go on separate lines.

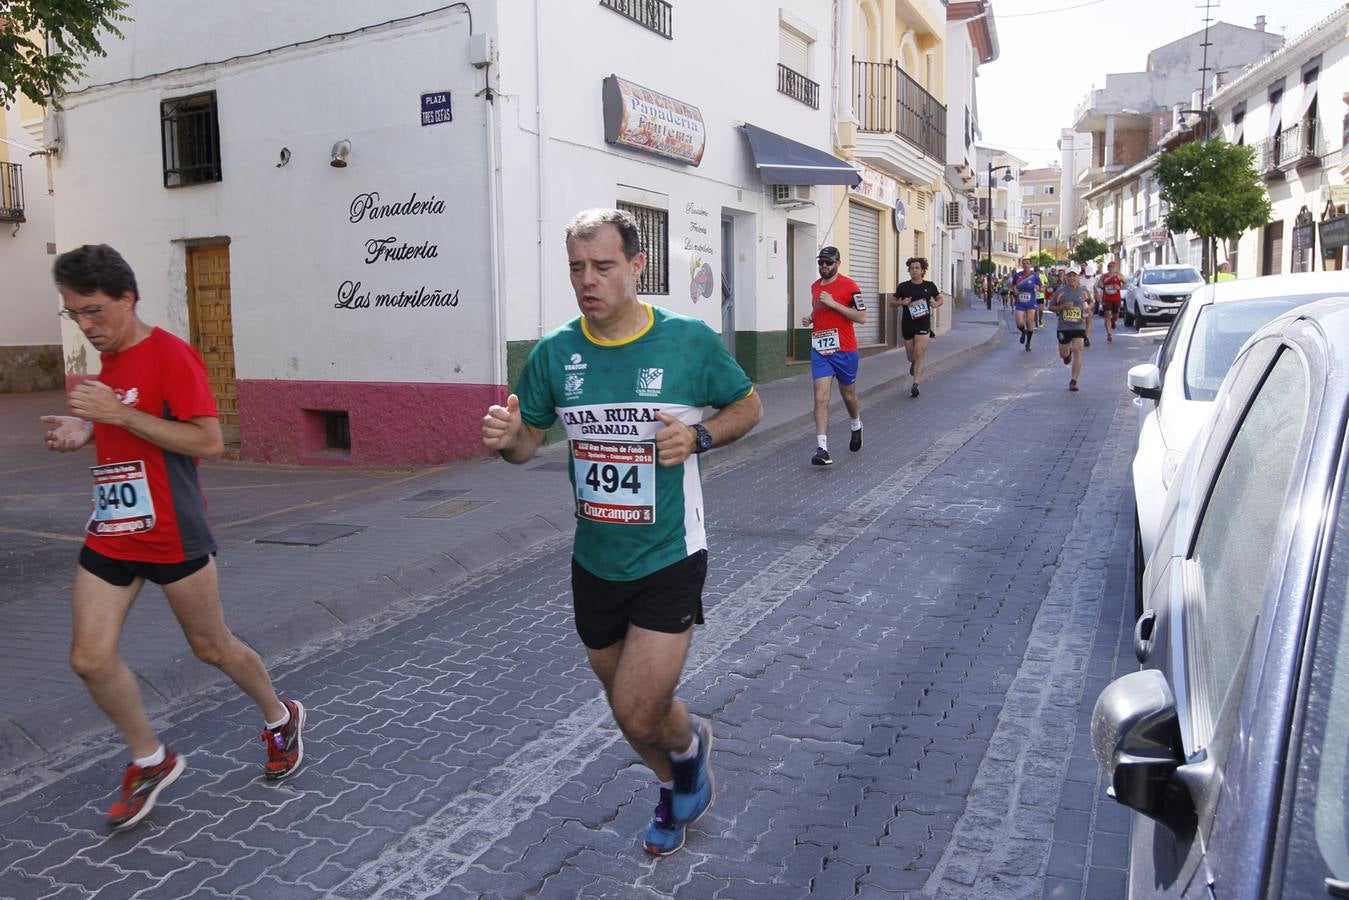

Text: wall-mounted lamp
xmin=276 ymin=147 xmax=291 ymax=168
xmin=330 ymin=139 xmax=351 ymax=168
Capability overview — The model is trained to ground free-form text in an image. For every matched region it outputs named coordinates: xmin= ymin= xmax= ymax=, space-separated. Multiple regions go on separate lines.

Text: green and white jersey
xmin=517 ymin=304 xmax=754 ymax=581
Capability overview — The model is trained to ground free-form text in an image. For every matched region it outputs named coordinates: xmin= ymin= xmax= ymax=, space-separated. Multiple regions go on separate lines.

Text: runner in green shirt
xmin=482 ymin=208 xmax=762 ymax=856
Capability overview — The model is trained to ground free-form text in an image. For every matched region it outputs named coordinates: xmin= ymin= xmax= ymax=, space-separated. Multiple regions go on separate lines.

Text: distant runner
xmin=1096 ymin=260 xmax=1124 ymax=342
xmin=891 ymin=257 xmax=945 ymax=398
xmin=1010 ymin=258 xmax=1043 ymax=351
xmin=1049 ymin=268 xmax=1091 ymax=391
xmin=803 ymin=246 xmax=866 ymax=464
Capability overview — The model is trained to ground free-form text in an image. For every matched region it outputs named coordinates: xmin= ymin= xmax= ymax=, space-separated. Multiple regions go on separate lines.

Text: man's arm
xmin=40 ymin=415 xmax=94 ymax=452
xmin=824 ymin=293 xmax=866 ymax=324
xmin=654 ymin=390 xmax=764 ymax=467
xmin=68 ymin=381 xmax=223 ymax=459
xmin=481 ymin=393 xmax=548 ymax=464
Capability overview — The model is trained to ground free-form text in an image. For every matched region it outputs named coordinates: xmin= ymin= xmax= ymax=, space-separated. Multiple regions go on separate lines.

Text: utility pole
xmin=1196 ymin=0 xmax=1219 ymax=276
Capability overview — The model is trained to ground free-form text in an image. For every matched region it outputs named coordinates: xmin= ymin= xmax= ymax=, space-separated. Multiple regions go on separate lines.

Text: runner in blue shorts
xmin=1010 ymin=257 xmax=1043 ymax=352
xmin=803 ymin=246 xmax=866 ymax=466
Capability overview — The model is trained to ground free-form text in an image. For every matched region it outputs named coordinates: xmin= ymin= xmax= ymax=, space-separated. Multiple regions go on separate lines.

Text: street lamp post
xmin=986 ymin=162 xmax=1015 ymax=305
xmin=1025 ymin=209 xmax=1045 ymax=260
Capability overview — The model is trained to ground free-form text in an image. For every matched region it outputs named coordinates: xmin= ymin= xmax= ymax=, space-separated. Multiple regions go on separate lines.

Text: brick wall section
xmin=0 ymin=345 xmax=63 ymax=393
xmin=1113 ymin=128 xmax=1151 ymax=169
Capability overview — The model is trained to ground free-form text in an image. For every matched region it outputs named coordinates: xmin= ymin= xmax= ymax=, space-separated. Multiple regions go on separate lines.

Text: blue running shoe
xmin=669 ymin=716 xmax=713 ymax=824
xmin=643 ymin=788 xmax=685 ymax=856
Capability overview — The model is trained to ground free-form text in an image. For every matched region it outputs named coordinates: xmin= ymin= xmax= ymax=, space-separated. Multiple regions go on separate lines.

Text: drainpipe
xmin=484 ymin=45 xmax=506 ymax=392
xmin=535 ymin=0 xmax=548 ymax=339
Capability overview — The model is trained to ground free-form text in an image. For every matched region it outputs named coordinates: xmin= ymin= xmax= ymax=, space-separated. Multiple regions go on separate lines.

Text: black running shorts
xmin=571 ymin=550 xmax=707 ymax=650
xmin=901 ymin=316 xmax=931 ymax=340
xmin=79 ymin=545 xmax=212 ymax=587
xmin=1058 ymin=331 xmax=1085 ymax=346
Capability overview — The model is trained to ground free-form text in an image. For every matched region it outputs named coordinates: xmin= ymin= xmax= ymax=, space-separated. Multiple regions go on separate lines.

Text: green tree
xmin=1156 ymin=138 xmax=1270 ymax=277
xmin=0 ymin=1 xmax=130 ymax=108
xmin=1029 ymin=249 xmax=1055 ymax=268
xmin=1071 ymin=236 xmax=1110 ymax=265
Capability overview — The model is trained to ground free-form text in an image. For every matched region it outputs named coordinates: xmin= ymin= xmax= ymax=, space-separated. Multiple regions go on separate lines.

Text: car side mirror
xmin=1128 ymin=363 xmax=1162 ymax=401
xmin=1092 ymin=669 xmax=1195 ymax=833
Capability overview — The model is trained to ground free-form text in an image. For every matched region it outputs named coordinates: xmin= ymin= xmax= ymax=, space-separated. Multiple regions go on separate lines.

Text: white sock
xmin=265 ymin=706 xmax=291 ymax=731
xmin=817 ymin=435 xmax=828 ymax=451
xmin=670 ymin=732 xmax=699 ymax=762
xmin=850 ymin=418 xmax=862 ymax=431
xmin=134 ymin=744 xmax=166 ymax=768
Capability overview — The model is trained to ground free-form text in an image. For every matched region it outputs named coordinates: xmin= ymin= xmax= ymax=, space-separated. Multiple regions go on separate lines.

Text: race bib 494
xmin=572 ymin=440 xmax=655 ymax=525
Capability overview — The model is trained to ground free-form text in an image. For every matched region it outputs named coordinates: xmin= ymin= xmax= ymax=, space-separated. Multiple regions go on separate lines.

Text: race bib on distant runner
xmin=572 ymin=439 xmax=655 ymax=525
xmin=909 ymin=299 xmax=930 ymax=317
xmin=1018 ymin=293 xmax=1033 ymax=304
xmin=812 ymin=329 xmax=840 ymax=354
xmin=88 ymin=460 xmax=156 ymax=536
xmin=1062 ymin=307 xmax=1083 ymax=321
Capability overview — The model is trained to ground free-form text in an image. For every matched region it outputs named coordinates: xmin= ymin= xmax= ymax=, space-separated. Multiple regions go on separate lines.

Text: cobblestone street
xmin=0 ymin=328 xmax=1149 ymax=899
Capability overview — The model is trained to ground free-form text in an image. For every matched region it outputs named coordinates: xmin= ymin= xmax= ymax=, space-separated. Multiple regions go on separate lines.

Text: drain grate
xmin=407 ymin=499 xmax=492 ymax=519
xmin=255 ymin=523 xmax=367 ymax=546
xmin=402 ymin=489 xmax=469 ymax=502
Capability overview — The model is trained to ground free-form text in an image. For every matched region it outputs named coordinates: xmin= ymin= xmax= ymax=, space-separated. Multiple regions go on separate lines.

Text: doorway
xmin=721 ymin=217 xmax=735 ymax=355
xmin=185 ymin=244 xmax=239 ymax=445
xmin=1262 ymin=221 xmax=1284 ymax=275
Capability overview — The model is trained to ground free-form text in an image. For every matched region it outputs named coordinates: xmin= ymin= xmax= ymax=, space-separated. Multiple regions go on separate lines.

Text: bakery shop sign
xmin=602 ymin=75 xmax=705 ymax=166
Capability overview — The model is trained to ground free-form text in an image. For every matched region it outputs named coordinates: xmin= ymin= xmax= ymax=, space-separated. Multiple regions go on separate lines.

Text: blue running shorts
xmin=811 ymin=349 xmax=859 ymax=385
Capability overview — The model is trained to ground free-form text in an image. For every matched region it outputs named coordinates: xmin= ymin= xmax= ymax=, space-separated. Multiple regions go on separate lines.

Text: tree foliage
xmin=0 ymin=1 xmax=130 ymax=108
xmin=1156 ymin=138 xmax=1270 ymax=248
xmin=1029 ymin=250 xmax=1055 ymax=268
xmin=976 ymin=258 xmax=996 ymax=276
xmin=1071 ymin=236 xmax=1110 ymax=265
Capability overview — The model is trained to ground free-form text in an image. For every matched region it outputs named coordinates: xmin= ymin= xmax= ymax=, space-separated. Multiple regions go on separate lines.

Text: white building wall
xmin=1 ymin=104 xmax=58 ymax=347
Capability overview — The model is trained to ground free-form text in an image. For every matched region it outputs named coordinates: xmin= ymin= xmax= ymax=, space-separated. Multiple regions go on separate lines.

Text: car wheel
xmin=1133 ymin=511 xmax=1145 ymax=622
xmin=1134 ymin=302 xmax=1147 ymax=329
xmin=1123 ymin=302 xmax=1134 ymax=328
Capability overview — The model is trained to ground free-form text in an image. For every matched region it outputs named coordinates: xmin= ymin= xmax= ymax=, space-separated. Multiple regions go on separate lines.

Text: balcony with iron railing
xmin=851 ymin=59 xmax=945 ymax=184
xmin=0 ymin=163 xmax=24 ymax=223
xmin=1255 ymin=119 xmax=1321 ymax=177
xmin=598 ymin=0 xmax=672 ymax=39
xmin=777 ymin=64 xmax=819 ymax=109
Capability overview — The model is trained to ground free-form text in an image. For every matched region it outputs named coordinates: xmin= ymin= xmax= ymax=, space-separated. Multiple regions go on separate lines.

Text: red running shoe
xmin=1069 ymin=379 xmax=1079 ymax=392
xmin=106 ymin=747 xmax=186 ymax=831
xmin=261 ymin=699 xmax=306 ymax=780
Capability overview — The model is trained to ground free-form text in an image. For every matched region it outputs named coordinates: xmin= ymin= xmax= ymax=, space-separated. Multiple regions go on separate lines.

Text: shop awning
xmin=740 ymin=123 xmax=862 ymax=186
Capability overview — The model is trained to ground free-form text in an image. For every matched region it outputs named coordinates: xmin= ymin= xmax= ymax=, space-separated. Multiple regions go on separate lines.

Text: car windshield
xmin=1143 ymin=268 xmax=1202 ymax=285
xmin=1184 ymin=297 xmax=1312 ymax=401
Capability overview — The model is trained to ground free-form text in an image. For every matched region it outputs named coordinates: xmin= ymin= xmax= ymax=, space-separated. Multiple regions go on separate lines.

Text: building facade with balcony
xmin=49 ymin=0 xmax=854 ymax=465
xmin=1210 ymin=5 xmax=1349 ymax=275
xmin=0 ymin=83 xmax=61 ymax=393
xmin=974 ymin=145 xmax=1024 ymax=276
xmin=1019 ymin=165 xmax=1060 ymax=260
xmin=944 ymin=2 xmax=998 ymax=304
xmin=834 ymin=0 xmax=950 ymax=339
xmin=1061 ymin=19 xmax=1284 ymax=248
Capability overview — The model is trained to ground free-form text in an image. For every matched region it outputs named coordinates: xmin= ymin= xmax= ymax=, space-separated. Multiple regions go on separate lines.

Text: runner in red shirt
xmin=40 ymin=244 xmax=306 ymax=831
xmin=802 ymin=246 xmax=866 ymax=466
xmin=1096 ymin=260 xmax=1125 ymax=342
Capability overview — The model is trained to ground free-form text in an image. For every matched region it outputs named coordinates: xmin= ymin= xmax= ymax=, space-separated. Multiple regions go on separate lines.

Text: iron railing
xmin=0 ymin=162 xmax=24 ymax=222
xmin=777 ymin=64 xmax=819 ymax=110
xmin=616 ymin=201 xmax=668 ymax=295
xmin=853 ymin=59 xmax=945 ymax=163
xmin=1255 ymin=119 xmax=1321 ymax=175
xmin=599 ymin=0 xmax=672 ymax=39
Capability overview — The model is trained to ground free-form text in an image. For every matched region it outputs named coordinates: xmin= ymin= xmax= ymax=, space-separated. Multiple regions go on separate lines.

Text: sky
xmin=977 ymin=0 xmax=1338 ymax=168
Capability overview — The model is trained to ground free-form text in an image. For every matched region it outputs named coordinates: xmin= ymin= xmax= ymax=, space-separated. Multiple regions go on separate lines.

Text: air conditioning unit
xmin=771 ymin=184 xmax=813 ymax=206
xmin=41 ymin=111 xmax=63 ymax=153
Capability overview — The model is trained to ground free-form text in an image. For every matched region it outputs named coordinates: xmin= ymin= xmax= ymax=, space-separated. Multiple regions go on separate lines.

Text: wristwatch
xmin=691 ymin=423 xmax=714 ymax=454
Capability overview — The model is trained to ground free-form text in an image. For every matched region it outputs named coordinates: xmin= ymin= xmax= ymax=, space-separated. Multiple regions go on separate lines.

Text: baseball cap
xmin=817 ymin=246 xmax=840 ymax=262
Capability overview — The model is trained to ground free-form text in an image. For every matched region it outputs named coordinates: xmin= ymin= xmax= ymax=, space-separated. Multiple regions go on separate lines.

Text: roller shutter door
xmin=847 ymin=202 xmax=882 ymax=346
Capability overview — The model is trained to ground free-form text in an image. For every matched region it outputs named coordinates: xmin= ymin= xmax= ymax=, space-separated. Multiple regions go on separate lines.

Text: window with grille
xmin=616 ymin=201 xmax=668 ymax=295
xmin=946 ymin=202 xmax=961 ymax=226
xmin=161 ymin=92 xmax=222 ymax=187
xmin=915 ymin=192 xmax=927 ymax=211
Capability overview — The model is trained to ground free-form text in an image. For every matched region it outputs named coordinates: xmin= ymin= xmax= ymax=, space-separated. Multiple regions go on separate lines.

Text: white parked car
xmin=1123 ymin=264 xmax=1206 ymax=328
xmin=1126 ymin=271 xmax=1349 ymax=618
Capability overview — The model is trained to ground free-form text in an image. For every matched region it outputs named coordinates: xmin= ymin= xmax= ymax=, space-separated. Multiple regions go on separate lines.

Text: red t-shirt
xmin=1099 ymin=272 xmax=1124 ymax=301
xmin=810 ymin=275 xmax=864 ymax=353
xmin=85 ymin=327 xmax=220 ymax=563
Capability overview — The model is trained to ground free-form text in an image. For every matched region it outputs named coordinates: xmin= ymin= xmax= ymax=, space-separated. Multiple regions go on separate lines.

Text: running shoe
xmin=1107 ymin=333 xmax=1113 ymax=342
xmin=1018 ymin=330 xmax=1025 ymax=345
xmin=1063 ymin=354 xmax=1071 ymax=365
xmin=811 ymin=448 xmax=832 ymax=466
xmin=670 ymin=717 xmax=713 ymax=824
xmin=643 ymin=788 xmax=685 ymax=856
xmin=910 ymin=384 xmax=920 ymax=398
xmin=1083 ymin=336 xmax=1091 ymax=348
xmin=849 ymin=426 xmax=862 ymax=452
xmin=106 ymin=747 xmax=186 ymax=831
xmin=1069 ymin=379 xmax=1079 ymax=392
xmin=261 ymin=699 xmax=306 ymax=780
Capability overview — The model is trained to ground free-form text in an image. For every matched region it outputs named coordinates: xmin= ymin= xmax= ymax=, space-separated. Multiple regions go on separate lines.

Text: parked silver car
xmin=1094 ymin=295 xmax=1349 ymax=898
xmin=1123 ymin=265 xmax=1205 ymax=328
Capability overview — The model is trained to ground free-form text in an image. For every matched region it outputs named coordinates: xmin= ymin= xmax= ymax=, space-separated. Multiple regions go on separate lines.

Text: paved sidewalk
xmin=0 ymin=306 xmax=1001 ymax=776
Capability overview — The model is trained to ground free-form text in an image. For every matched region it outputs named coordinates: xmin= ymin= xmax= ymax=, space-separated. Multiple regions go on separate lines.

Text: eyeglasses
xmin=817 ymin=260 xmax=837 ymax=266
xmin=58 ymin=303 xmax=113 ymax=321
